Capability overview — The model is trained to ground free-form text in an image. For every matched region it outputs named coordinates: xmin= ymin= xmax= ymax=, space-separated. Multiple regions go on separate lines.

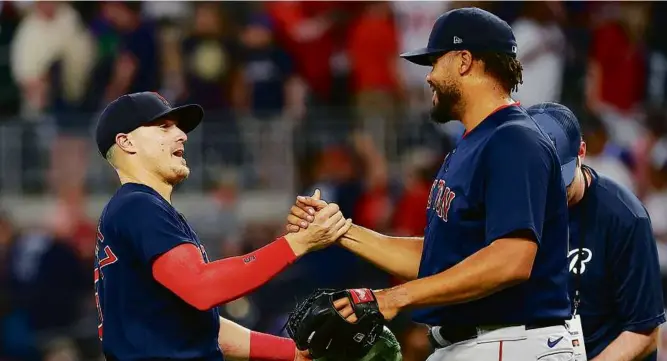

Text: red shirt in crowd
xmin=590 ymin=22 xmax=646 ymax=112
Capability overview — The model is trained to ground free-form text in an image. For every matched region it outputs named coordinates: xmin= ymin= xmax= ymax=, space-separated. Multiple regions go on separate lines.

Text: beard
xmin=430 ymin=80 xmax=463 ymax=124
xmin=168 ymin=165 xmax=190 ymax=185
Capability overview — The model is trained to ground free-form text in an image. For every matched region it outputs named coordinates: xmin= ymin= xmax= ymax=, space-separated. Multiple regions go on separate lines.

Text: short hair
xmin=105 ymin=145 xmax=117 ymax=168
xmin=469 ymin=51 xmax=524 ymax=94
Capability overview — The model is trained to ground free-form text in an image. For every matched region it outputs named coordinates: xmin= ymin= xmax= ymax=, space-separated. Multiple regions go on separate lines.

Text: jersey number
xmin=94 ymin=233 xmax=118 ymax=342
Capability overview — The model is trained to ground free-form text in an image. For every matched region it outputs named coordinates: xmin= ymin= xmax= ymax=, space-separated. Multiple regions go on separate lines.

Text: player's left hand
xmin=334 ymin=289 xmax=399 ymax=322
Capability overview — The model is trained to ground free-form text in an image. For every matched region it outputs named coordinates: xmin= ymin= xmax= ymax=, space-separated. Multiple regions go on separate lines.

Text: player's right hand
xmin=284 ymin=202 xmax=351 ymax=256
xmin=285 ymin=189 xmax=329 ymax=233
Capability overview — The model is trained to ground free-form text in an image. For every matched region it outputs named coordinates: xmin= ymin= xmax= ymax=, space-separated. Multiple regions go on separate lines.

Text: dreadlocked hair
xmin=469 ymin=51 xmax=524 ymax=94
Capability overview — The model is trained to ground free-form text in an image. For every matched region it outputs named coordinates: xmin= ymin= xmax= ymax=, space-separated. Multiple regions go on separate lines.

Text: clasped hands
xmin=284 ymin=189 xmax=399 ymax=322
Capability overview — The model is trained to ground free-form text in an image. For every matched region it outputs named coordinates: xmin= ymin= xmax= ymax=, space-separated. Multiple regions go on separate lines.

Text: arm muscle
xmin=339 ymin=224 xmax=423 ymax=280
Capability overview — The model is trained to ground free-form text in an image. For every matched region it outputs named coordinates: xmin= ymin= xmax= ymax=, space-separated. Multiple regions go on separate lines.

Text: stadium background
xmin=0 ymin=1 xmax=666 ymax=361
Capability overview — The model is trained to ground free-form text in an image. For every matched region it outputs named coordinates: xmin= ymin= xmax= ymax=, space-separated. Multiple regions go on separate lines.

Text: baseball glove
xmin=285 ymin=288 xmax=386 ymax=360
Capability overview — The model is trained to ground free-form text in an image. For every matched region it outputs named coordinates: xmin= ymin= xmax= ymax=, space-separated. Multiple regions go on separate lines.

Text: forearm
xmin=340 ymin=224 xmax=423 ymax=280
xmin=218 ymin=317 xmax=296 ymax=361
xmin=592 ymin=328 xmax=659 ymax=361
xmin=380 ymin=239 xmax=536 ymax=310
xmin=153 ymin=238 xmax=297 ymax=310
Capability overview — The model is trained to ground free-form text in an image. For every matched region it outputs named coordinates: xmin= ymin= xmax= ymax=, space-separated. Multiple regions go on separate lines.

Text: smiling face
xmin=117 ymin=118 xmax=190 ymax=185
xmin=426 ymin=52 xmax=465 ymax=124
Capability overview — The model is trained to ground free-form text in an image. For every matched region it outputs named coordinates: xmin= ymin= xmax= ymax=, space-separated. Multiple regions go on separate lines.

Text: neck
xmin=570 ymin=167 xmax=590 ymax=206
xmin=117 ymin=167 xmax=173 ymax=204
xmin=460 ymin=90 xmax=515 ymax=132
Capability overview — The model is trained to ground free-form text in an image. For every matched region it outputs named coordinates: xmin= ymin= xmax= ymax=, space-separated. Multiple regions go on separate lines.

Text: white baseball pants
xmin=427 ymin=325 xmax=575 ymax=361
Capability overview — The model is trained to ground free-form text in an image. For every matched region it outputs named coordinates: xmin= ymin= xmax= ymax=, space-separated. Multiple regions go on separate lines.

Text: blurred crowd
xmin=0 ymin=1 xmax=667 ymax=361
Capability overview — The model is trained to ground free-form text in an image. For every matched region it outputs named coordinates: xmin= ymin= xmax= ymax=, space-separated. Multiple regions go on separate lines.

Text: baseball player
xmin=286 ymin=7 xmax=574 ymax=361
xmin=528 ymin=102 xmax=666 ymax=361
xmin=93 ymin=92 xmax=352 ymax=361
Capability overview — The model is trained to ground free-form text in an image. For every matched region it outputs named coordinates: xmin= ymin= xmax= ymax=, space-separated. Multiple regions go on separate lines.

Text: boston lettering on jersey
xmin=426 ymin=179 xmax=456 ymax=222
xmin=95 ymin=183 xmax=221 ymax=361
xmin=568 ymin=166 xmax=665 ymax=360
xmin=413 ymin=104 xmax=571 ymax=327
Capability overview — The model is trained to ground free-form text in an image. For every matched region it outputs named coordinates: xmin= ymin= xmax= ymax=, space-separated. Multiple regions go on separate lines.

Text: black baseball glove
xmin=285 ymin=288 xmax=386 ymax=360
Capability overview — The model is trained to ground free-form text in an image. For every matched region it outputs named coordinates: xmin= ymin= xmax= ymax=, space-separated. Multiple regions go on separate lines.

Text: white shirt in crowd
xmin=511 ymin=17 xmax=566 ymax=107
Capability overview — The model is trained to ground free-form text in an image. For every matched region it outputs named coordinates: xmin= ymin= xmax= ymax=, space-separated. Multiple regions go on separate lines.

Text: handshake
xmin=282 ymin=189 xmax=351 ymax=257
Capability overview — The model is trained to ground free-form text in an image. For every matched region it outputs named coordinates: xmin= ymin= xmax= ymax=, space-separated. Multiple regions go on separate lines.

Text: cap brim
xmin=400 ymin=47 xmax=447 ymax=66
xmin=561 ymin=158 xmax=577 ymax=186
xmin=153 ymin=104 xmax=204 ymax=133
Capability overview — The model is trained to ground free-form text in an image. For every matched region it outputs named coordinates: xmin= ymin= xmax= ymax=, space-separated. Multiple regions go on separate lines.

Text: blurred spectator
xmin=634 ymin=108 xmax=667 ymax=197
xmin=238 ymin=13 xmax=304 ymax=190
xmin=177 ymin=2 xmax=245 ymax=185
xmin=646 ymin=139 xmax=667 ymax=307
xmin=240 ymin=14 xmax=303 ymax=121
xmin=8 ymin=219 xmax=88 ymax=357
xmin=646 ymin=2 xmax=667 ymax=108
xmin=266 ymin=2 xmax=341 ymax=104
xmin=93 ymin=2 xmax=160 ymax=102
xmin=10 ymin=2 xmax=96 ymax=203
xmin=347 ymin=2 xmax=401 ymax=158
xmin=511 ymin=2 xmax=566 ymax=107
xmin=0 ymin=2 xmax=21 ymax=117
xmin=391 ymin=148 xmax=440 ymax=237
xmin=391 ymin=1 xmax=447 ymax=113
xmin=180 ymin=2 xmax=242 ymax=110
xmin=581 ymin=111 xmax=637 ymax=193
xmin=586 ymin=2 xmax=650 ymax=149
xmin=646 ymin=140 xmax=667 ymax=243
xmin=10 ymin=2 xmax=95 ymax=118
xmin=187 ymin=169 xmax=242 ymax=259
xmin=42 ymin=338 xmax=80 ymax=361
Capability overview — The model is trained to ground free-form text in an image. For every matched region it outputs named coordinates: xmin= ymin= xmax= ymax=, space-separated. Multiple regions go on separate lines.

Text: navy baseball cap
xmin=527 ymin=103 xmax=582 ymax=186
xmin=400 ymin=7 xmax=518 ymax=66
xmin=95 ymin=92 xmax=204 ymax=158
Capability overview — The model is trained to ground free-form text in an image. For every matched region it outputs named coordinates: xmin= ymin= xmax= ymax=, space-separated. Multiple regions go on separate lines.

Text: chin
xmin=169 ymin=166 xmax=190 ymax=185
xmin=430 ymin=105 xmax=456 ymax=124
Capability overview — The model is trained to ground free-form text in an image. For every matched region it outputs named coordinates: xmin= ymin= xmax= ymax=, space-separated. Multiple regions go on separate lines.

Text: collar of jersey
xmin=460 ymin=102 xmax=522 ymax=142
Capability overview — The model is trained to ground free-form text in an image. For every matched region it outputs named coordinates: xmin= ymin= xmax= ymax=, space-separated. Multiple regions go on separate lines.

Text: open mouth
xmin=172 ymin=149 xmax=184 ymax=158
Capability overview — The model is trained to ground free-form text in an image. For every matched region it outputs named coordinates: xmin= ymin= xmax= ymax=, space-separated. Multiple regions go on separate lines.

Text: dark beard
xmin=430 ymin=83 xmax=462 ymax=124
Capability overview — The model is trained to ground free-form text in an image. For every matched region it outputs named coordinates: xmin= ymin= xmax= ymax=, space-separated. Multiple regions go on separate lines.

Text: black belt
xmin=429 ymin=318 xmax=566 ymax=347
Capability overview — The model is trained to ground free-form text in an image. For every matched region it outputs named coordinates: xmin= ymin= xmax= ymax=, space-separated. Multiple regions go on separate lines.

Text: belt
xmin=428 ymin=318 xmax=566 ymax=348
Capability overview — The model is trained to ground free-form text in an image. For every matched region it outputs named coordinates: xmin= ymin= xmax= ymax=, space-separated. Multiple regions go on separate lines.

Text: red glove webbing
xmin=152 ymin=237 xmax=297 ymax=310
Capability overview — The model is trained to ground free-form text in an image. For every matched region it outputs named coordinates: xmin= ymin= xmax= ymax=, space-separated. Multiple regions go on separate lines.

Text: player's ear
xmin=115 ymin=133 xmax=137 ymax=154
xmin=579 ymin=141 xmax=587 ymax=162
xmin=458 ymin=50 xmax=473 ymax=75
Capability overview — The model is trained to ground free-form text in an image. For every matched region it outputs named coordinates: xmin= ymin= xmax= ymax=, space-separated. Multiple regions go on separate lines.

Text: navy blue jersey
xmin=413 ymin=104 xmax=571 ymax=326
xmin=568 ymin=166 xmax=665 ymax=360
xmin=94 ymin=183 xmax=221 ymax=361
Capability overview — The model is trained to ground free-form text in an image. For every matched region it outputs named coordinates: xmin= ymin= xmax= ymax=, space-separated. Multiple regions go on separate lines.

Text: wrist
xmin=341 ymin=223 xmax=363 ymax=242
xmin=381 ymin=285 xmax=412 ymax=311
xmin=283 ymin=233 xmax=308 ymax=257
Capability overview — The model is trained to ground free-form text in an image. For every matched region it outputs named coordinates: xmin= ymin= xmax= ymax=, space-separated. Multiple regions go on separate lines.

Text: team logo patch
xmin=568 ymin=248 xmax=592 ymax=274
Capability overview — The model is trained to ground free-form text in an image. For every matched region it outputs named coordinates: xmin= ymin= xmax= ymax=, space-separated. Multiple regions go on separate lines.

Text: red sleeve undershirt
xmin=152 ymin=237 xmax=297 ymax=311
